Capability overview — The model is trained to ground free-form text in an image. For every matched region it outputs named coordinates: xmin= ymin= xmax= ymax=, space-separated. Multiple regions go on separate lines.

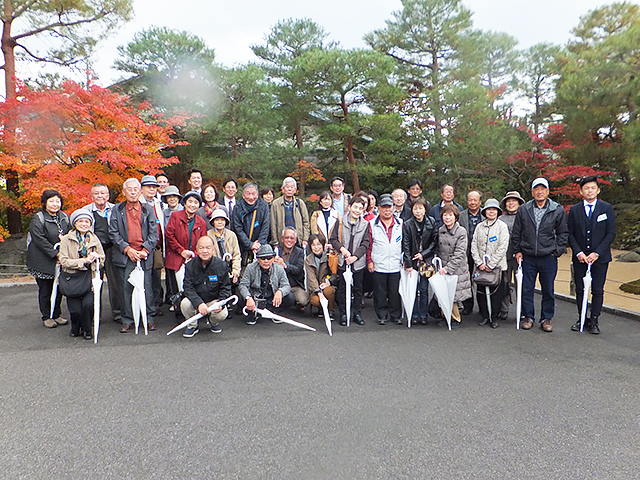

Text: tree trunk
xmin=341 ymin=95 xmax=359 ymax=193
xmin=294 ymin=118 xmax=303 ymax=150
xmin=2 ymin=3 xmax=22 ymax=233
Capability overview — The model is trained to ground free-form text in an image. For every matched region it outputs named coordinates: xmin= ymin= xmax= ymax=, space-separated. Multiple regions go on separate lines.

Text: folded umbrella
xmin=303 ymin=246 xmax=308 ymax=291
xmin=399 ymin=268 xmax=419 ymax=328
xmin=128 ymin=261 xmax=148 ymax=335
xmin=343 ymin=265 xmax=353 ymax=327
xmin=242 ymin=307 xmax=316 ymax=332
xmin=428 ymin=257 xmax=458 ymax=331
xmin=580 ymin=263 xmax=593 ymax=333
xmin=50 ymin=263 xmax=60 ymax=319
xmin=92 ymin=263 xmax=103 ymax=344
xmin=167 ymin=295 xmax=239 ymax=335
xmin=175 ymin=264 xmax=185 ymax=292
xmin=318 ymin=291 xmax=332 ymax=336
xmin=515 ymin=258 xmax=523 ymax=329
xmin=483 ymin=255 xmax=492 ymax=320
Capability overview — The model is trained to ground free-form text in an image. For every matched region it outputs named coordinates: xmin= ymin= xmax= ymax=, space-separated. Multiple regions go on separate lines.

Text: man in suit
xmin=567 ymin=176 xmax=616 ymax=334
xmin=109 ymin=178 xmax=159 ymax=333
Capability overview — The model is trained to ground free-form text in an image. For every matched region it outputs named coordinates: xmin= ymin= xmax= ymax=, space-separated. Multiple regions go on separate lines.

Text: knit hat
xmin=70 ymin=209 xmax=94 ymax=227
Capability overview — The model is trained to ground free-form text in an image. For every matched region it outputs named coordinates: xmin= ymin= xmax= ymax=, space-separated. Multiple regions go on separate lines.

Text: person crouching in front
xmin=180 ymin=236 xmax=232 ymax=338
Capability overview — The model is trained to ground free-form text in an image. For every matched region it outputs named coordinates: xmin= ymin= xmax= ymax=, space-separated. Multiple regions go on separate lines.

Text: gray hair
xmin=243 ymin=182 xmax=259 ymax=193
xmin=392 ymin=189 xmax=406 ymax=200
xmin=123 ymin=178 xmax=141 ymax=189
xmin=281 ymin=177 xmax=297 ymax=189
xmin=281 ymin=226 xmax=298 ymax=238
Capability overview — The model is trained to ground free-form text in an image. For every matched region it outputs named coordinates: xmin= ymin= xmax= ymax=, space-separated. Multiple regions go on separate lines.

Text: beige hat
xmin=500 ymin=191 xmax=525 ymax=211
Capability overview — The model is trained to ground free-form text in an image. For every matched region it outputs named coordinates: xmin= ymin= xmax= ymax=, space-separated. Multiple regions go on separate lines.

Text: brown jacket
xmin=207 ymin=228 xmax=241 ymax=278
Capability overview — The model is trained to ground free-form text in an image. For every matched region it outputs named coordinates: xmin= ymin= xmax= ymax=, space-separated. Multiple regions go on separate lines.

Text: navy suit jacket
xmin=567 ymin=200 xmax=616 ymax=264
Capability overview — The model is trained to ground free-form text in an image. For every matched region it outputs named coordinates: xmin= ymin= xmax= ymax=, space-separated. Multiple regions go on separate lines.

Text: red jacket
xmin=165 ymin=210 xmax=208 ymax=271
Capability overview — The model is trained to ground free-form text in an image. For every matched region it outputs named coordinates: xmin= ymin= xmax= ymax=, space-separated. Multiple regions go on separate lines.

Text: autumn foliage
xmin=0 ymin=81 xmax=183 ymax=218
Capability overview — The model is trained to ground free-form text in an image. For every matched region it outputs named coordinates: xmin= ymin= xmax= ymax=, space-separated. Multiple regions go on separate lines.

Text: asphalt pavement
xmin=1 ymin=284 xmax=640 ymax=479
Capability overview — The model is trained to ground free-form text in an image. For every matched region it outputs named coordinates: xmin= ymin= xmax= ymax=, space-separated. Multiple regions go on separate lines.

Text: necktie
xmin=587 ymin=204 xmax=593 ymax=218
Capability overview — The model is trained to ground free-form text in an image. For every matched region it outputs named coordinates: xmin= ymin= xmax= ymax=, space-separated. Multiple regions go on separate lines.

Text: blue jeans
xmin=522 ymin=254 xmax=557 ymax=322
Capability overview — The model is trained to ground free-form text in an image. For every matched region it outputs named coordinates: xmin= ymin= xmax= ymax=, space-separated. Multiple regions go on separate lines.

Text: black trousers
xmin=336 ymin=267 xmax=364 ymax=317
xmin=574 ymin=261 xmax=609 ymax=319
xmin=67 ymin=291 xmax=94 ymax=335
xmin=476 ymin=280 xmax=507 ymax=321
xmin=103 ymin=246 xmax=121 ymax=321
xmin=373 ymin=271 xmax=401 ymax=321
xmin=36 ymin=277 xmax=63 ymax=321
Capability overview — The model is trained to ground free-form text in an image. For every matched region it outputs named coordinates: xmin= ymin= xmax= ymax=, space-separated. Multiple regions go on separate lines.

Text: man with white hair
xmin=270 ymin=176 xmax=310 ymax=248
xmin=109 ymin=178 xmax=159 ymax=333
xmin=231 ymin=182 xmax=271 ymax=266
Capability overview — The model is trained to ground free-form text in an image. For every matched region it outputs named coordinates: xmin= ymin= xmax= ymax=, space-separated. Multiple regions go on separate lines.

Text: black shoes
xmin=490 ymin=319 xmax=499 ymax=329
xmin=571 ymin=320 xmax=582 ymax=332
xmin=354 ymin=314 xmax=365 ymax=325
xmin=340 ymin=315 xmax=347 ymax=326
xmin=478 ymin=318 xmax=490 ymax=326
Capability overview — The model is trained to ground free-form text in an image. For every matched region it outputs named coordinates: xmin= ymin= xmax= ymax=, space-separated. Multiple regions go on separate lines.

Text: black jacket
xmin=567 ymin=200 xmax=616 ymax=264
xmin=230 ymin=198 xmax=270 ymax=252
xmin=183 ymin=256 xmax=232 ymax=307
xmin=402 ymin=216 xmax=438 ymax=268
xmin=280 ymin=244 xmax=306 ymax=289
xmin=26 ymin=211 xmax=71 ymax=275
xmin=512 ymin=199 xmax=568 ymax=257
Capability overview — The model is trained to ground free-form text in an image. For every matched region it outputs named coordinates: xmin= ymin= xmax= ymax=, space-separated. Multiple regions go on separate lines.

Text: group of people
xmin=26 ymin=168 xmax=616 ymax=340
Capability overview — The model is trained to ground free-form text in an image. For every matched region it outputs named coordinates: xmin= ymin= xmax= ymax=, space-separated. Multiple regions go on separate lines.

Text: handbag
xmin=472 ymin=265 xmax=501 ymax=287
xmin=327 ymin=219 xmax=343 ymax=275
xmin=58 ymin=269 xmax=92 ymax=298
xmin=153 ymin=248 xmax=164 ymax=270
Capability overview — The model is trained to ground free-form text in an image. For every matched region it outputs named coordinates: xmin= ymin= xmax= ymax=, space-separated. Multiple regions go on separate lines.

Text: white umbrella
xmin=175 ymin=264 xmax=185 ymax=292
xmin=428 ymin=257 xmax=458 ymax=331
xmin=128 ymin=261 xmax=148 ymax=335
xmin=483 ymin=255 xmax=492 ymax=320
xmin=318 ymin=291 xmax=332 ymax=336
xmin=167 ymin=295 xmax=239 ymax=335
xmin=580 ymin=263 xmax=593 ymax=333
xmin=92 ymin=263 xmax=103 ymax=344
xmin=399 ymin=268 xmax=419 ymax=328
xmin=343 ymin=265 xmax=353 ymax=327
xmin=515 ymin=258 xmax=523 ymax=329
xmin=303 ymin=246 xmax=308 ymax=291
xmin=50 ymin=263 xmax=60 ymax=319
xmin=242 ymin=307 xmax=316 ymax=332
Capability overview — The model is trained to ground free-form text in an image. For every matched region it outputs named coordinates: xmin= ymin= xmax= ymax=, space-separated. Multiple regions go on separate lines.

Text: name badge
xmin=396 ymin=235 xmax=402 ymax=243
xmin=208 ymin=275 xmax=218 ymax=282
xmin=156 ymin=218 xmax=160 ymax=224
xmin=489 ymin=236 xmax=497 ymax=242
xmin=597 ymin=213 xmax=607 ymax=222
xmin=254 ymin=221 xmax=260 ymax=227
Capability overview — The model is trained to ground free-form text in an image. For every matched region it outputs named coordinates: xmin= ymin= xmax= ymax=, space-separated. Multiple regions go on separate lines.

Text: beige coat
xmin=310 ymin=208 xmax=340 ymax=245
xmin=59 ymin=230 xmax=105 ymax=274
xmin=270 ymin=195 xmax=310 ymax=245
xmin=207 ymin=228 xmax=241 ymax=278
xmin=471 ymin=218 xmax=510 ymax=271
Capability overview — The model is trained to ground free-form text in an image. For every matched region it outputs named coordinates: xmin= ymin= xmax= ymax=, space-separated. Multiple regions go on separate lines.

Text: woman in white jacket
xmin=471 ymin=199 xmax=510 ymax=328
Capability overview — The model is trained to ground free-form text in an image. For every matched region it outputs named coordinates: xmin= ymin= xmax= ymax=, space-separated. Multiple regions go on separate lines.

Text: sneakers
xmin=54 ymin=317 xmax=68 ymax=325
xmin=272 ymin=318 xmax=284 ymax=324
xmin=246 ymin=314 xmax=257 ymax=325
xmin=183 ymin=326 xmax=199 ymax=338
xmin=571 ymin=320 xmax=582 ymax=332
xmin=43 ymin=319 xmax=57 ymax=328
xmin=210 ymin=323 xmax=222 ymax=334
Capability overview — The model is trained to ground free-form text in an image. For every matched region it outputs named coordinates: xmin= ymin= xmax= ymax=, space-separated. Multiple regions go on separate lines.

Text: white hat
xmin=531 ymin=177 xmax=549 ymax=189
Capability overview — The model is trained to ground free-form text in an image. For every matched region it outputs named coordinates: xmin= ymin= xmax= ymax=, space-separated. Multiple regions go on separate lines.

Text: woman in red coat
xmin=165 ymin=192 xmax=208 ymax=313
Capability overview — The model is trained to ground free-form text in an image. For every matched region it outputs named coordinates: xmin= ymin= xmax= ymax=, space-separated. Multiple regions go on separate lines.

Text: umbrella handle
xmin=518 ymin=257 xmax=522 ymax=268
xmin=483 ymin=254 xmax=491 ymax=265
xmin=432 ymin=256 xmax=442 ymax=271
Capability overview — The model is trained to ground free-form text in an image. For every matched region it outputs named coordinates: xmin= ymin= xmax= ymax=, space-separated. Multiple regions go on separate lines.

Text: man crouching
xmin=239 ymin=244 xmax=295 ymax=325
xmin=180 ymin=236 xmax=232 ymax=338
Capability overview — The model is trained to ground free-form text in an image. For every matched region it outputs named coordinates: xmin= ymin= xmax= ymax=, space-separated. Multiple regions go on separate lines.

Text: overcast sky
xmin=84 ymin=0 xmax=628 ymax=86
xmin=8 ymin=0 xmax=632 ymax=90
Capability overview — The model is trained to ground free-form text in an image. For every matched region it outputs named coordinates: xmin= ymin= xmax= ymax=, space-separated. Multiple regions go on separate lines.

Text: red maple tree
xmin=0 ymin=81 xmax=184 ymax=228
